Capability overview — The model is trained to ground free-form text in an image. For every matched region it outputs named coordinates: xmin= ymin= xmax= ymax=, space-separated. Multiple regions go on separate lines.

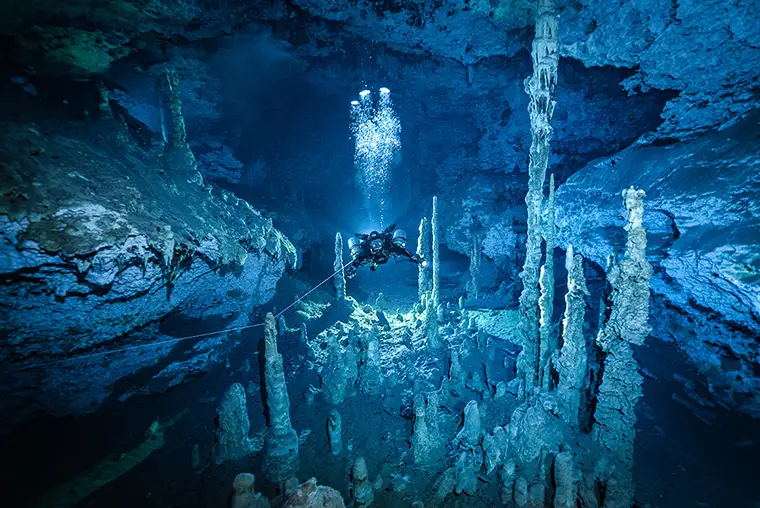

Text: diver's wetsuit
xmin=347 ymin=224 xmax=420 ymax=278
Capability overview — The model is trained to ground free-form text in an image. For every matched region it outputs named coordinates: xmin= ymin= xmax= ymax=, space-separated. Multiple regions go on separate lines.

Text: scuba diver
xmin=346 ymin=224 xmax=426 ymax=278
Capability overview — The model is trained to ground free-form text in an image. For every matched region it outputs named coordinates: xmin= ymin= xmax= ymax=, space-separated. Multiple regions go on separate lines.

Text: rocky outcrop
xmin=0 ymin=113 xmax=296 ymax=432
xmin=555 ymin=113 xmax=760 ymax=416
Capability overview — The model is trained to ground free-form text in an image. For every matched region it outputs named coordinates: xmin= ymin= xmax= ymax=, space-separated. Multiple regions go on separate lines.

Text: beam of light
xmin=350 ymin=88 xmax=401 ymax=228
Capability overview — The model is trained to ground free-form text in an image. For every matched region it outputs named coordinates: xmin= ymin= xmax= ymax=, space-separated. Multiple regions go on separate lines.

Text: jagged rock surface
xmin=0 ymin=115 xmax=296 ymax=431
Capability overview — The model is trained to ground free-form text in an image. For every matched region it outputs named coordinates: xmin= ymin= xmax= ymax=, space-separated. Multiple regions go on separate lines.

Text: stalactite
xmin=162 ymin=67 xmax=202 ymax=184
xmin=591 ymin=188 xmax=652 ymax=507
xmin=516 ymin=0 xmax=559 ymax=400
xmin=262 ymin=312 xmax=299 ymax=483
xmin=96 ymin=81 xmax=112 ymax=119
xmin=538 ymin=174 xmax=556 ymax=390
xmin=334 ymin=232 xmax=346 ymax=300
xmin=417 ymin=216 xmax=431 ymax=303
xmin=556 ymin=247 xmax=589 ymax=428
xmin=164 ymin=68 xmax=187 ymax=149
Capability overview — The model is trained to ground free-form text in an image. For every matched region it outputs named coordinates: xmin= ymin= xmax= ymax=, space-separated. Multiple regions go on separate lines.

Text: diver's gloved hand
xmin=346 ymin=265 xmax=356 ymax=279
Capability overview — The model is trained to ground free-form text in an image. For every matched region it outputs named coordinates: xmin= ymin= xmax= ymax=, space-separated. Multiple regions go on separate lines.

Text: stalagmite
xmin=554 ymin=450 xmax=579 ymax=508
xmin=500 ymin=460 xmax=517 ymax=504
xmin=516 ymin=0 xmax=559 ymax=400
xmin=448 ymin=348 xmax=465 ymax=387
xmin=466 ymin=235 xmax=482 ymax=299
xmin=431 ymin=196 xmax=440 ymax=309
xmin=483 ymin=426 xmax=507 ymax=474
xmin=530 ymin=484 xmax=546 ymax=506
xmin=591 ymin=188 xmax=652 ymax=507
xmin=231 ymin=473 xmax=270 ymax=508
xmin=262 ymin=312 xmax=300 ymax=483
xmin=538 ymin=173 xmax=556 ymax=390
xmin=417 ymin=217 xmax=431 ymax=303
xmin=556 ymin=248 xmax=590 ymax=427
xmin=411 ymin=394 xmax=432 ymax=465
xmin=352 ymin=456 xmax=374 ymax=507
xmin=162 ymin=68 xmax=202 ymax=184
xmin=426 ymin=197 xmax=441 ymax=347
xmin=514 ymin=476 xmax=530 ymax=507
xmin=334 ymin=232 xmax=346 ymax=300
xmin=327 ymin=409 xmax=342 ymax=455
xmin=321 ymin=335 xmax=348 ymax=404
xmin=358 ymin=331 xmax=383 ymax=395
xmin=425 ymin=390 xmax=441 ymax=444
xmin=455 ymin=400 xmax=482 ymax=447
xmin=214 ymin=383 xmax=255 ymax=464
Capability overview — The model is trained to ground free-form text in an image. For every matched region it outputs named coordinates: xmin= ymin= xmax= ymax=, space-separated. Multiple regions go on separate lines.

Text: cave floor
xmin=2 ymin=270 xmax=760 ymax=508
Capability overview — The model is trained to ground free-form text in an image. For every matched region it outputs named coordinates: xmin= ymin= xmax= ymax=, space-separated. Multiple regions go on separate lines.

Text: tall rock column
xmin=426 ymin=197 xmax=441 ymax=347
xmin=516 ymin=0 xmax=559 ymax=400
xmin=538 ymin=174 xmax=556 ymax=389
xmin=417 ymin=217 xmax=431 ymax=303
xmin=262 ymin=312 xmax=299 ymax=483
xmin=556 ymin=247 xmax=589 ymax=428
xmin=334 ymin=232 xmax=346 ymax=300
xmin=591 ymin=188 xmax=652 ymax=506
xmin=431 ymin=196 xmax=440 ymax=309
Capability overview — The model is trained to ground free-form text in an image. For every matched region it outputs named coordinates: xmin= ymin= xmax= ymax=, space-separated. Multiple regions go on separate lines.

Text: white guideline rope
xmin=3 ymin=260 xmax=354 ymax=374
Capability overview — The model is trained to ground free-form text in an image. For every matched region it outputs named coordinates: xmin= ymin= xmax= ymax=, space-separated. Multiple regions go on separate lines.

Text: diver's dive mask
xmin=370 ymin=238 xmax=383 ymax=253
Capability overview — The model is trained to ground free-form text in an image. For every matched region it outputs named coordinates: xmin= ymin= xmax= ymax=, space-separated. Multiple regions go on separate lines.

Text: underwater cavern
xmin=1 ymin=0 xmax=759 ymax=507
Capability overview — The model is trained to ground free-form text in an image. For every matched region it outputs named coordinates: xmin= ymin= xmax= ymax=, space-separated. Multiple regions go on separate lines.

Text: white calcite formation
xmin=556 ymin=248 xmax=590 ymax=428
xmin=214 ymin=382 xmax=257 ymax=464
xmin=538 ymin=173 xmax=556 ymax=390
xmin=516 ymin=0 xmax=560 ymax=401
xmin=262 ymin=312 xmax=300 ymax=483
xmin=334 ymin=232 xmax=346 ymax=300
xmin=591 ymin=188 xmax=652 ymax=506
